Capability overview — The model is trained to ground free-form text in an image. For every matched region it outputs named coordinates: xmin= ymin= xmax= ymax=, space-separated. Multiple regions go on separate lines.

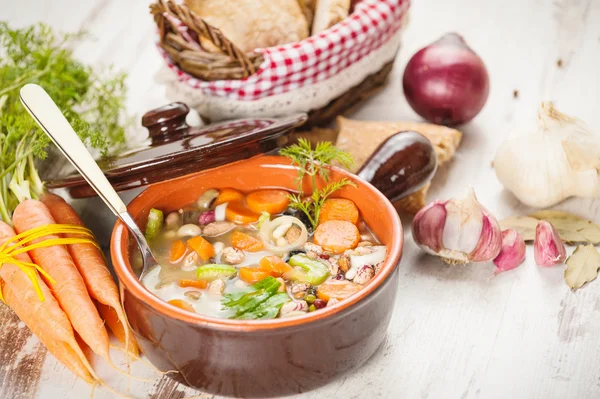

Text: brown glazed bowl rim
xmin=110 ymin=156 xmax=403 ymax=332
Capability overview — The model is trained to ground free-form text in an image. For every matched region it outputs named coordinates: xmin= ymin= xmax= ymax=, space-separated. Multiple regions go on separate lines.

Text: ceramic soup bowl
xmin=111 ymin=155 xmax=403 ymax=397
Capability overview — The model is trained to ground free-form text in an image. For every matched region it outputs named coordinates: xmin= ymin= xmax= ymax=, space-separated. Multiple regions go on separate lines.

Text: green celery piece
xmin=196 ymin=264 xmax=236 ymax=281
xmin=144 ymin=208 xmax=164 ymax=239
xmin=257 ymin=212 xmax=270 ymax=229
xmin=282 ymin=268 xmax=309 ymax=282
xmin=234 ymin=293 xmax=291 ymax=320
xmin=288 ymin=254 xmax=330 ymax=285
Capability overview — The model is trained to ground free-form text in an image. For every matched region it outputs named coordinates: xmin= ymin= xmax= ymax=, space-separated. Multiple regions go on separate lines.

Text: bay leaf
xmin=499 ymin=216 xmax=539 ymax=241
xmin=500 ymin=210 xmax=600 ymax=245
xmin=565 ymin=244 xmax=600 ymax=290
xmin=529 ymin=210 xmax=600 ymax=244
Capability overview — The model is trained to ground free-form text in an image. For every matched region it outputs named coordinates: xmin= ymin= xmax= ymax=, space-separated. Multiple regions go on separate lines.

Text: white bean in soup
xmin=137 ymin=188 xmax=388 ymax=320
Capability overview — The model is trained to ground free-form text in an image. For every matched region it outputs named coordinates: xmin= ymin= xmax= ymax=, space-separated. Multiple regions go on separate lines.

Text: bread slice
xmin=298 ymin=0 xmax=316 ymax=30
xmin=335 ymin=117 xmax=462 ymax=213
xmin=185 ymin=0 xmax=309 ymax=52
xmin=311 ymin=0 xmax=351 ymax=35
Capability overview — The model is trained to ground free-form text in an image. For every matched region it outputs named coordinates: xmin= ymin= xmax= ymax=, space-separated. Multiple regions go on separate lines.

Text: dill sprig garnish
xmin=280 ymin=139 xmax=356 ymax=228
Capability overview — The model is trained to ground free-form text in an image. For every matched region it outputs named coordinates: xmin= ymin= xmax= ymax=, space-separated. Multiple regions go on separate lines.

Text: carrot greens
xmin=0 ymin=22 xmax=128 ymax=224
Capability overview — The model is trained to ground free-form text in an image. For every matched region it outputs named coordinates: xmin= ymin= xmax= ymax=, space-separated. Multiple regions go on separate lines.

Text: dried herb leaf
xmin=564 ymin=244 xmax=600 ymax=290
xmin=500 ymin=211 xmax=600 ymax=245
xmin=530 ymin=211 xmax=600 ymax=244
xmin=499 ymin=216 xmax=539 ymax=241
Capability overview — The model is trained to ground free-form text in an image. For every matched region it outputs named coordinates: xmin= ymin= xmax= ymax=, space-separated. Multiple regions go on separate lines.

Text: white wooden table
xmin=2 ymin=0 xmax=600 ymax=398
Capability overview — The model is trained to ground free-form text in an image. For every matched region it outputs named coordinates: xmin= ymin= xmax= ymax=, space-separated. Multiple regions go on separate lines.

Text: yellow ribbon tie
xmin=0 ymin=224 xmax=99 ymax=302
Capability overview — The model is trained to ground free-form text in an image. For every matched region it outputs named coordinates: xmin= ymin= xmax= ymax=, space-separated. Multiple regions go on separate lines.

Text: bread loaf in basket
xmin=151 ymin=0 xmax=410 ymax=126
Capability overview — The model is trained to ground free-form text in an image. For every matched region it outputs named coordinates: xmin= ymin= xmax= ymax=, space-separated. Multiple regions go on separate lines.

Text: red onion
xmin=402 ymin=33 xmax=489 ymax=126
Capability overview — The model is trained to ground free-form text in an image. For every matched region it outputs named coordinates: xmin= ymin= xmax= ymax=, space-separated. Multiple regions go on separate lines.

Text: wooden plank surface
xmin=2 ymin=0 xmax=600 ymax=398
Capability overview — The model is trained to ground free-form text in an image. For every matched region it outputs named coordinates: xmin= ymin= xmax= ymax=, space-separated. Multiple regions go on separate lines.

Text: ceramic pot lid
xmin=47 ymin=102 xmax=307 ymax=198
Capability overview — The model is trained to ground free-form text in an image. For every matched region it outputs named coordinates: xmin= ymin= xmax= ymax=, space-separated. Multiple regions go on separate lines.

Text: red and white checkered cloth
xmin=160 ymin=0 xmax=410 ymax=101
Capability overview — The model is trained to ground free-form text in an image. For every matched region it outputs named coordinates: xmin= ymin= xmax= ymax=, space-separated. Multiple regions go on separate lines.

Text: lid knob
xmin=141 ymin=102 xmax=190 ymax=141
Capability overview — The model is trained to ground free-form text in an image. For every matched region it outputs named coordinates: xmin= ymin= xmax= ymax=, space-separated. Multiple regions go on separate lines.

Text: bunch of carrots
xmin=0 ymin=193 xmax=138 ymax=384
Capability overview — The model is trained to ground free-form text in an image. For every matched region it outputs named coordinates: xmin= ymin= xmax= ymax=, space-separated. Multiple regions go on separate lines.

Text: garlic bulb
xmin=494 ymin=102 xmax=600 ymax=208
xmin=412 ymin=188 xmax=502 ymax=264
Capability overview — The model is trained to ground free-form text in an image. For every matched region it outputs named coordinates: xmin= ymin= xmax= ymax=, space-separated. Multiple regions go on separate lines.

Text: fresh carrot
xmin=239 ymin=267 xmax=270 ymax=284
xmin=316 ymin=279 xmax=361 ymax=301
xmin=178 ymin=279 xmax=209 ymax=289
xmin=169 ymin=240 xmax=187 ymax=263
xmin=0 ymin=222 xmax=97 ymax=383
xmin=97 ymin=302 xmax=139 ymax=358
xmin=231 ymin=231 xmax=264 ymax=252
xmin=313 ymin=220 xmax=361 ymax=254
xmin=168 ymin=299 xmax=195 ymax=312
xmin=225 ymin=200 xmax=261 ymax=224
xmin=40 ymin=194 xmax=138 ymax=357
xmin=214 ymin=188 xmax=244 ymax=206
xmin=246 ymin=189 xmax=290 ymax=214
xmin=13 ymin=199 xmax=111 ymax=362
xmin=319 ymin=198 xmax=359 ymax=225
xmin=258 ymin=255 xmax=292 ymax=277
xmin=187 ymin=236 xmax=214 ymax=261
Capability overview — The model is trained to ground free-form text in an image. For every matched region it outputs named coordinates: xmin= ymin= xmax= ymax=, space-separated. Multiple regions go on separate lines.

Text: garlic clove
xmin=412 ymin=188 xmax=502 ymax=264
xmin=493 ymin=229 xmax=526 ymax=274
xmin=411 ymin=201 xmax=447 ymax=254
xmin=469 ymin=207 xmax=503 ymax=262
xmin=534 ymin=221 xmax=567 ymax=267
xmin=442 ymin=189 xmax=483 ymax=256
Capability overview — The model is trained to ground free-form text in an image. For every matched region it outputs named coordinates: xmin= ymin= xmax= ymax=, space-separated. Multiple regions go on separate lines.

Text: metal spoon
xmin=19 ymin=83 xmax=159 ymax=279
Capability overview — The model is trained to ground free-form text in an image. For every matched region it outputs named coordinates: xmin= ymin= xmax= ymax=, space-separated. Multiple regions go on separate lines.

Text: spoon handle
xmin=19 ymin=84 xmax=127 ymax=217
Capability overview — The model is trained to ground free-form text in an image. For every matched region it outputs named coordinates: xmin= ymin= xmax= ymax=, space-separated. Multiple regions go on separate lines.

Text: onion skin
xmin=403 ymin=33 xmax=490 ymax=126
xmin=259 ymin=215 xmax=308 ymax=253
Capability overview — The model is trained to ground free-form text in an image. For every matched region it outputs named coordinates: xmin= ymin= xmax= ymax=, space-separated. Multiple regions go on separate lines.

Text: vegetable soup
xmin=139 ymin=188 xmax=387 ymax=320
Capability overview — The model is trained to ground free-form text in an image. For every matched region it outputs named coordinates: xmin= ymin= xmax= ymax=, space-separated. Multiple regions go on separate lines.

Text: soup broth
xmin=139 ymin=188 xmax=387 ymax=320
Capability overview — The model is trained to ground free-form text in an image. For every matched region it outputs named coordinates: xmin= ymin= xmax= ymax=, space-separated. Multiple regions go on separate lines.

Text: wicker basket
xmin=151 ymin=0 xmax=263 ymax=81
xmin=151 ymin=0 xmax=410 ymax=127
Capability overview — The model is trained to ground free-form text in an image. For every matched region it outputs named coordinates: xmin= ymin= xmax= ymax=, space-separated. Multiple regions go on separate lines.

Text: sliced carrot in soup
xmin=231 ymin=231 xmax=264 ymax=252
xmin=239 ymin=267 xmax=270 ymax=284
xmin=187 ymin=236 xmax=215 ymax=260
xmin=170 ymin=240 xmax=187 ymax=263
xmin=225 ymin=200 xmax=261 ymax=224
xmin=178 ymin=279 xmax=209 ymax=289
xmin=214 ymin=188 xmax=244 ymax=206
xmin=319 ymin=198 xmax=359 ymax=225
xmin=313 ymin=220 xmax=360 ymax=254
xmin=317 ymin=280 xmax=362 ymax=301
xmin=246 ymin=189 xmax=290 ymax=214
xmin=259 ymin=255 xmax=292 ymax=277
xmin=168 ymin=299 xmax=195 ymax=312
